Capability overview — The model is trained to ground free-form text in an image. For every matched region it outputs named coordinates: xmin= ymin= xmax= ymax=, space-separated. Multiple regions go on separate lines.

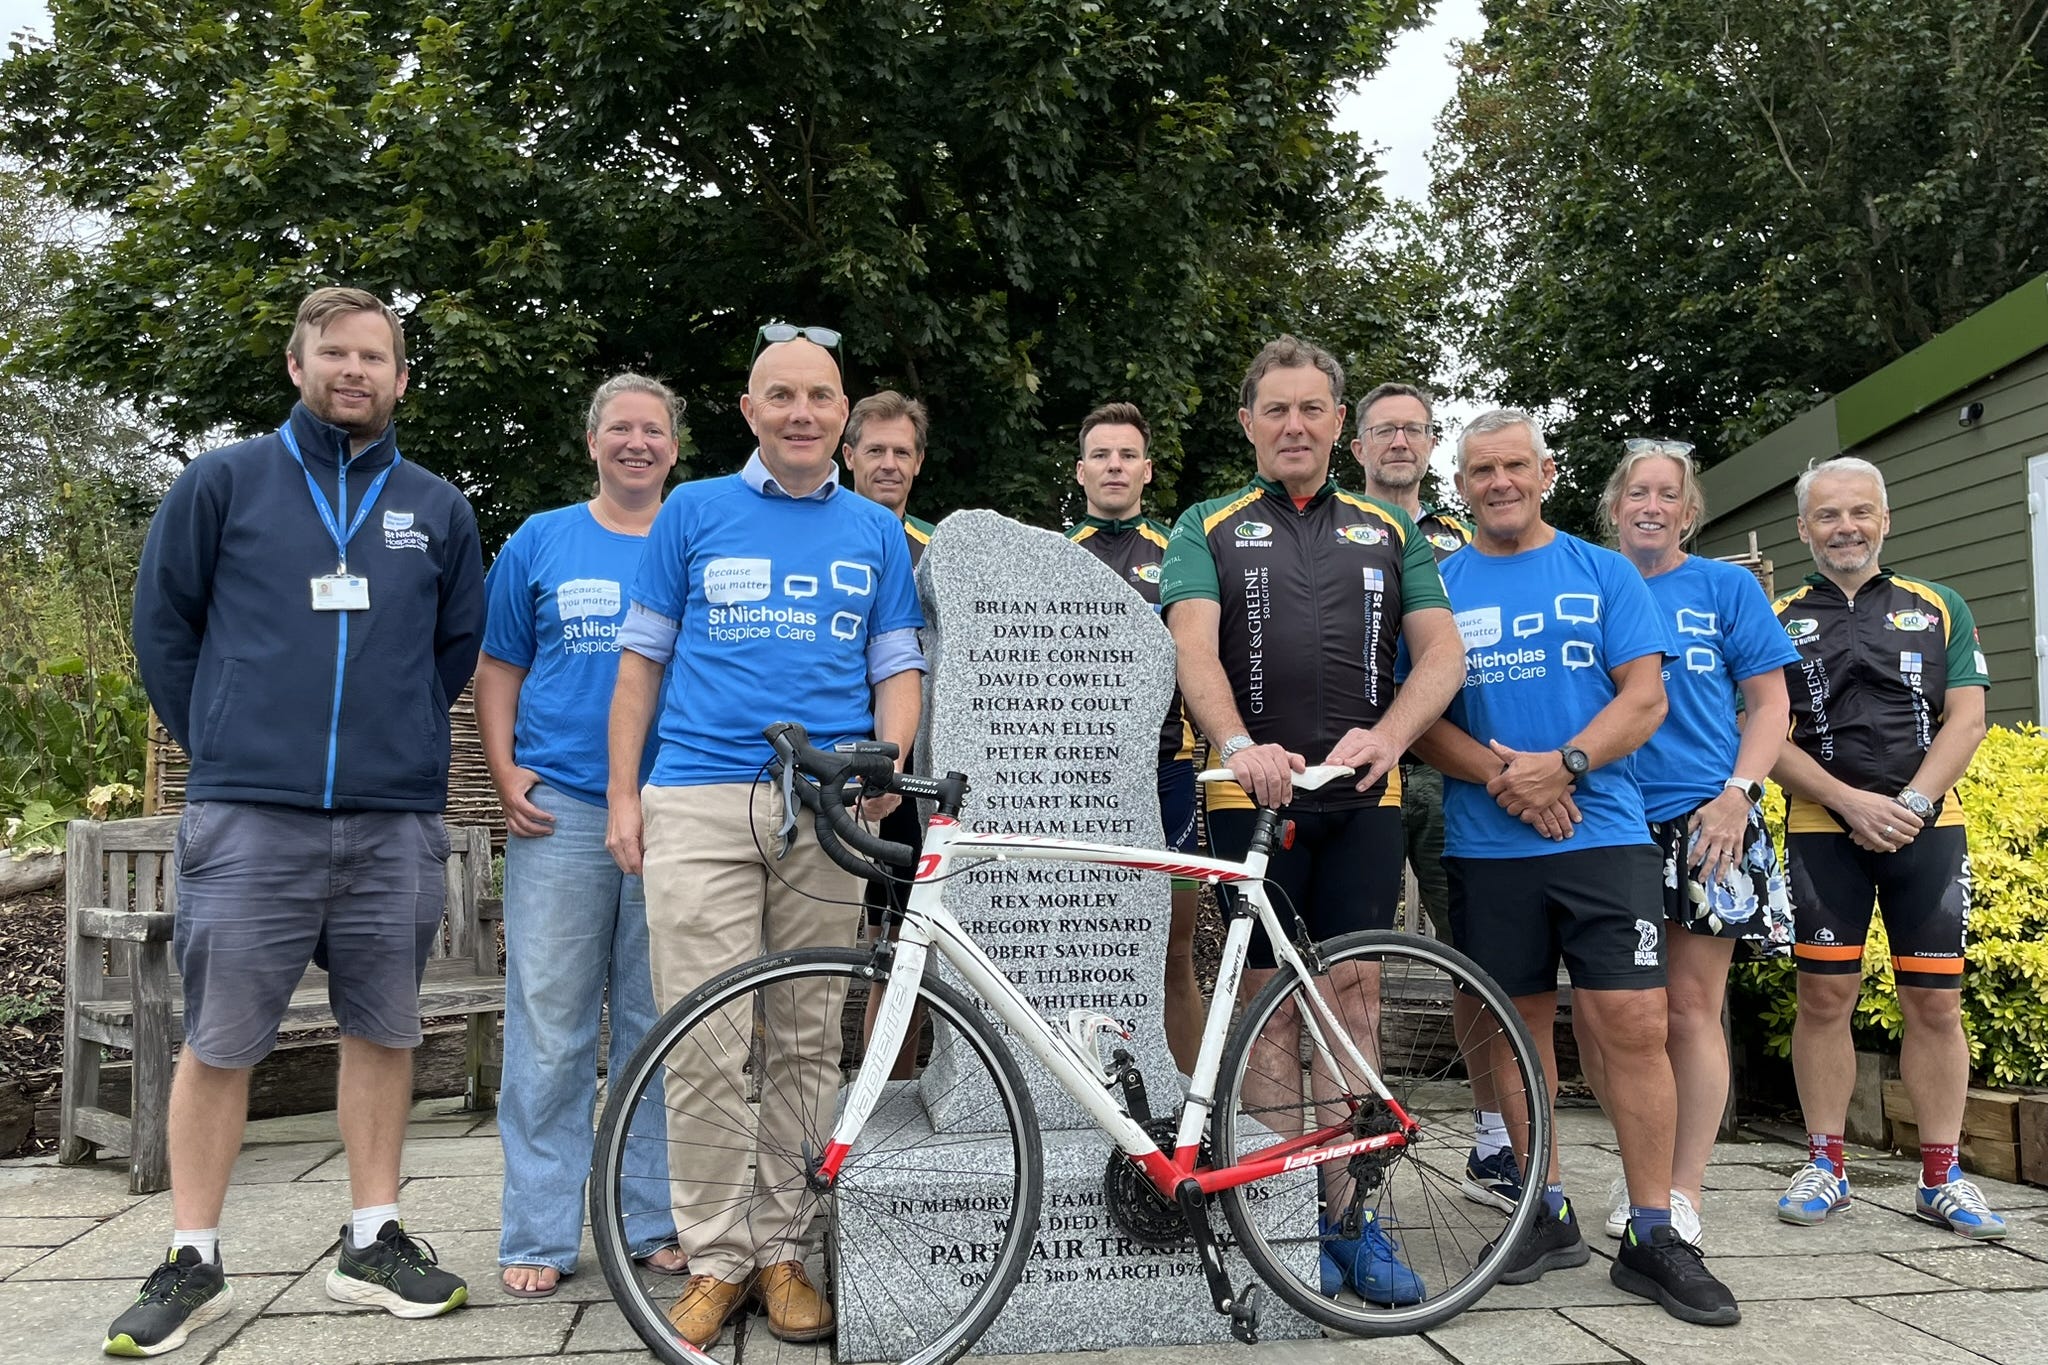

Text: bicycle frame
xmin=814 ymin=808 xmax=1415 ymax=1202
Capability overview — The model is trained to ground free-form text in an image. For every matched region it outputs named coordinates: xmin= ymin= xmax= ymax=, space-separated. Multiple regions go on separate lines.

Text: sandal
xmin=502 ymin=1264 xmax=563 ymax=1299
xmin=636 ymin=1243 xmax=690 ymax=1276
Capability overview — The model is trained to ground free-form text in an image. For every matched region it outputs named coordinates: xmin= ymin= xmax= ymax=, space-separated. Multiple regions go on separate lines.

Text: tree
xmin=2 ymin=0 xmax=1448 ymax=547
xmin=1434 ymin=0 xmax=2048 ymax=534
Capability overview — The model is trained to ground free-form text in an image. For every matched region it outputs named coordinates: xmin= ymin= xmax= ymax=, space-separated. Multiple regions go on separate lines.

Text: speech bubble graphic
xmin=557 ymin=577 xmax=622 ymax=621
xmin=1554 ymin=593 xmax=1601 ymax=624
xmin=1562 ymin=640 xmax=1597 ymax=670
xmin=831 ymin=561 xmax=874 ymax=596
xmin=1457 ymin=606 xmax=1502 ymax=650
xmin=704 ymin=557 xmax=772 ymax=604
xmin=1675 ymin=608 xmax=1718 ymax=636
xmin=1512 ymin=612 xmax=1545 ymax=638
xmin=783 ymin=575 xmax=819 ymax=599
xmin=1686 ymin=646 xmax=1717 ymax=673
xmin=831 ymin=611 xmax=862 ymax=640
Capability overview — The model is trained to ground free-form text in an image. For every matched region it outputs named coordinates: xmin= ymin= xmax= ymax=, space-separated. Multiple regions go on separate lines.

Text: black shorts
xmin=1206 ymin=804 xmax=1401 ymax=969
xmin=1445 ymin=845 xmax=1666 ymax=997
xmin=862 ymin=799 xmax=925 ymax=927
xmin=1649 ymin=801 xmax=1793 ymax=958
xmin=1787 ymin=826 xmax=1969 ymax=990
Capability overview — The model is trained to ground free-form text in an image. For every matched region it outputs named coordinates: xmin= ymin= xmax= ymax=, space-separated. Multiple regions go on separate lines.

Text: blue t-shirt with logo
xmin=482 ymin=504 xmax=653 ymax=808
xmin=631 ymin=474 xmax=923 ymax=786
xmin=1635 ymin=556 xmax=1800 ymax=822
xmin=1408 ymin=532 xmax=1673 ymax=859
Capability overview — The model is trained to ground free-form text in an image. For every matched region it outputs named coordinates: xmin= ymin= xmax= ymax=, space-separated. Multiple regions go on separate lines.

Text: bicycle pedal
xmin=1229 ymin=1282 xmax=1261 ymax=1345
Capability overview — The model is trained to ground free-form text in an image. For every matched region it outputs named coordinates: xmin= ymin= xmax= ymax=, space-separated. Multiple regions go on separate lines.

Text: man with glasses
xmin=1065 ymin=401 xmax=1203 ymax=1072
xmin=606 ymin=322 xmax=927 ymax=1348
xmin=1350 ymin=384 xmax=1520 ymax=1215
xmin=1161 ymin=337 xmax=1467 ymax=1305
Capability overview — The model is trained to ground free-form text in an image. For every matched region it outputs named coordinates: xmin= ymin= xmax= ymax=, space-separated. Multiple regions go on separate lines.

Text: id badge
xmin=311 ymin=573 xmax=370 ymax=611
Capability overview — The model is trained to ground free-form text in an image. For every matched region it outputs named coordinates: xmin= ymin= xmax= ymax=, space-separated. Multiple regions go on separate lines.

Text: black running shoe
xmin=1610 ymin=1222 xmax=1741 ymax=1326
xmin=104 ymin=1246 xmax=234 ymax=1357
xmin=1494 ymin=1199 xmax=1591 ymax=1285
xmin=324 ymin=1221 xmax=469 ymax=1318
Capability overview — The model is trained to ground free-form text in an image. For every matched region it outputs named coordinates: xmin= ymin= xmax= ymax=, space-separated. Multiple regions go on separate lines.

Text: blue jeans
xmin=498 ymin=784 xmax=674 ymax=1271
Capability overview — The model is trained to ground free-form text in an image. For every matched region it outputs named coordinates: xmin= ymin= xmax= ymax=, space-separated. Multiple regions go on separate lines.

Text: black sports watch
xmin=1558 ymin=746 xmax=1590 ymax=780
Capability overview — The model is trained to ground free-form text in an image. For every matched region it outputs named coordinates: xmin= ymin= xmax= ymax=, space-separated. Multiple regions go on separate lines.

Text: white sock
xmin=1474 ymin=1111 xmax=1509 ymax=1160
xmin=171 ymin=1228 xmax=219 ymax=1263
xmin=350 ymin=1204 xmax=400 ymax=1247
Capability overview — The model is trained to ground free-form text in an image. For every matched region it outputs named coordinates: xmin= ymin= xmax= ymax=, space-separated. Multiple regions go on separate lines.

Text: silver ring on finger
xmin=1882 ymin=824 xmax=1896 ymax=837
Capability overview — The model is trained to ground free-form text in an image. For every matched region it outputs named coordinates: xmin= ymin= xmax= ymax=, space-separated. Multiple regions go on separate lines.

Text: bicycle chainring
xmin=1103 ymin=1116 xmax=1207 ymax=1248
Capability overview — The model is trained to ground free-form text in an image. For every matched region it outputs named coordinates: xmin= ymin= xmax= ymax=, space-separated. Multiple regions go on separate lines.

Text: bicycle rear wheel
xmin=1213 ymin=930 xmax=1548 ymax=1335
xmin=591 ymin=947 xmax=1044 ymax=1365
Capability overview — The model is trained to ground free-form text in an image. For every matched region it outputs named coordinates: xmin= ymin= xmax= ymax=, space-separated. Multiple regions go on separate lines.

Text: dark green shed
xmin=1697 ymin=275 xmax=2048 ymax=727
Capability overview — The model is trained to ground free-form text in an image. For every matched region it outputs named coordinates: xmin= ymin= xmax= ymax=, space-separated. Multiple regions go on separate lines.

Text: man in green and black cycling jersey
xmin=1768 ymin=456 xmax=2003 ymax=1240
xmin=1160 ymin=335 xmax=1466 ymax=1306
xmin=1065 ymin=401 xmax=1204 ymax=1073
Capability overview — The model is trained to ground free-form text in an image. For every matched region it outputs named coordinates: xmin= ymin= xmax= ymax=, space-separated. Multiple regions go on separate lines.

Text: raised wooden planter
xmin=1882 ymin=1079 xmax=2021 ymax=1182
xmin=2017 ymin=1095 xmax=2048 ymax=1187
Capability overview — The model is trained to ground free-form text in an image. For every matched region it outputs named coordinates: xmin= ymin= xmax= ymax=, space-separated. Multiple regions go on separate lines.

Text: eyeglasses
xmin=1364 ymin=422 xmax=1440 ymax=444
xmin=752 ymin=321 xmax=843 ymax=359
xmin=1623 ymin=437 xmax=1696 ymax=458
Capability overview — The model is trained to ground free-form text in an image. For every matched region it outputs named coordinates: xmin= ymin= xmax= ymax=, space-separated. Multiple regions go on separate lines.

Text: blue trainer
xmin=1916 ymin=1165 xmax=2007 ymax=1239
xmin=1776 ymin=1157 xmax=1850 ymax=1226
xmin=1461 ymin=1146 xmax=1523 ymax=1213
xmin=1319 ymin=1212 xmax=1425 ymax=1305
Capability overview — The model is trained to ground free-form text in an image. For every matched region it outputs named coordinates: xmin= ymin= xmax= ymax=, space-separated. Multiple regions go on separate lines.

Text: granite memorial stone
xmin=831 ymin=511 xmax=1316 ymax=1359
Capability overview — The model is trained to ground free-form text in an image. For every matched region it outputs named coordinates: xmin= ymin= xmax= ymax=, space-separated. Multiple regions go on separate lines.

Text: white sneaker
xmin=1606 ymin=1180 xmax=1703 ymax=1246
xmin=1671 ymin=1188 xmax=1704 ymax=1247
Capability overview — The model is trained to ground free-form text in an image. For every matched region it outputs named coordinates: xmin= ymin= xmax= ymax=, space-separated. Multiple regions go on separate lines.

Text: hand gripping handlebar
xmin=763 ymin=722 xmax=917 ymax=883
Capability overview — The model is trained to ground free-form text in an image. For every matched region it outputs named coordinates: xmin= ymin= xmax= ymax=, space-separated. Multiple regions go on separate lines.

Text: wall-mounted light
xmin=1959 ymin=401 xmax=1985 ymax=426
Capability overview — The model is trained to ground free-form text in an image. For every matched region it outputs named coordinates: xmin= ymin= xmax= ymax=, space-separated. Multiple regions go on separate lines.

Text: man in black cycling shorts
xmin=1066 ymin=401 xmax=1204 ymax=1073
xmin=1769 ymin=456 xmax=2002 ymax=1239
xmin=1407 ymin=408 xmax=1738 ymax=1327
xmin=1159 ymin=335 xmax=1465 ymax=1306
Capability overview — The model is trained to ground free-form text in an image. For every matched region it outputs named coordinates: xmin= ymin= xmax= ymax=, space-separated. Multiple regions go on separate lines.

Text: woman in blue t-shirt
xmin=478 ymin=374 xmax=688 ymax=1297
xmin=1586 ymin=439 xmax=1799 ymax=1248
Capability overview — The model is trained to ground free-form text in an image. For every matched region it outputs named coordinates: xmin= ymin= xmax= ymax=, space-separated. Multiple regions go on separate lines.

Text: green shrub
xmin=1733 ymin=724 xmax=2048 ymax=1086
xmin=0 ymin=652 xmax=148 ymax=850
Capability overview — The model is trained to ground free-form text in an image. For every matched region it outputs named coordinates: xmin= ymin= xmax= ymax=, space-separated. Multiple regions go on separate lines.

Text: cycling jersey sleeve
xmin=1158 ymin=509 xmax=1220 ymax=606
xmin=1936 ymin=582 xmax=1990 ymax=687
xmin=1395 ymin=510 xmax=1451 ymax=613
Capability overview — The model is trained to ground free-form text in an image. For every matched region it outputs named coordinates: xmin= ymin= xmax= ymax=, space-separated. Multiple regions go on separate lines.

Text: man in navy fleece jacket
xmin=110 ymin=288 xmax=483 ymax=1358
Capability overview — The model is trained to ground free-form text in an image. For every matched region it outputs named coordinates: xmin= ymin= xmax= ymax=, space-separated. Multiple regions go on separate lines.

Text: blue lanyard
xmin=278 ymin=424 xmax=401 ymax=572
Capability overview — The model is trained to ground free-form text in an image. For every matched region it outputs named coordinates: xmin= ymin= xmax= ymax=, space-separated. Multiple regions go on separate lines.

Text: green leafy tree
xmin=3 ymin=0 xmax=1450 ymax=547
xmin=1434 ymin=0 xmax=2048 ymax=534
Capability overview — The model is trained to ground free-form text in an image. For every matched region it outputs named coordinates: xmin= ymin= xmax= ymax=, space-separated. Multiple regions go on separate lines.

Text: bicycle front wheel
xmin=1213 ymin=930 xmax=1549 ymax=1335
xmin=591 ymin=947 xmax=1044 ymax=1365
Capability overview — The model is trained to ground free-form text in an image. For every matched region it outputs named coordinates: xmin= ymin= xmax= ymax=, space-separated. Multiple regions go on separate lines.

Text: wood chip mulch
xmin=1 ymin=890 xmax=65 ymax=1157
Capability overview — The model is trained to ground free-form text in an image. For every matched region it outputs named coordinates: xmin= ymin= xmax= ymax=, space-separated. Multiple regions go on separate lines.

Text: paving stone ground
xmin=4 ymin=1099 xmax=2043 ymax=1364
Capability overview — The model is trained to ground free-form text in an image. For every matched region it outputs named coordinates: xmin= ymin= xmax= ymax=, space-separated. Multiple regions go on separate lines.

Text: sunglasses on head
xmin=1623 ymin=437 xmax=1696 ymax=458
xmin=752 ymin=321 xmax=843 ymax=359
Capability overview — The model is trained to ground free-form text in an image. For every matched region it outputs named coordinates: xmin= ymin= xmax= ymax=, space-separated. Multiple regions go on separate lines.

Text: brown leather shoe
xmin=666 ymin=1274 xmax=748 ymax=1346
xmin=751 ymin=1260 xmax=834 ymax=1342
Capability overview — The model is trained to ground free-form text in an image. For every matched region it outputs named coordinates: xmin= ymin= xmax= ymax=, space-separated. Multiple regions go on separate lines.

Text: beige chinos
xmin=640 ymin=779 xmax=864 ymax=1281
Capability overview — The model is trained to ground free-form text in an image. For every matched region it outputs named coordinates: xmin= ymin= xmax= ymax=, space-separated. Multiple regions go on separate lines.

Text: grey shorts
xmin=173 ymin=801 xmax=452 ymax=1067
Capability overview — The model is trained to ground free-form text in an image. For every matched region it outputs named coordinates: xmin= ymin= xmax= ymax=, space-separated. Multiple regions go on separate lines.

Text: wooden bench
xmin=58 ymin=814 xmax=505 ymax=1194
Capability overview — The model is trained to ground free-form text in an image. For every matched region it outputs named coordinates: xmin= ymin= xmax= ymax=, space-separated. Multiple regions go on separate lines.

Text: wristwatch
xmin=1558 ymin=746 xmax=1590 ymax=780
xmin=1219 ymin=735 xmax=1256 ymax=761
xmin=1898 ymin=788 xmax=1936 ymax=819
xmin=1724 ymin=777 xmax=1765 ymax=805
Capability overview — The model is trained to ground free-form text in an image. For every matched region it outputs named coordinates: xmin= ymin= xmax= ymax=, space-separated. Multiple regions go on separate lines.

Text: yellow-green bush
xmin=1733 ymin=724 xmax=2048 ymax=1085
